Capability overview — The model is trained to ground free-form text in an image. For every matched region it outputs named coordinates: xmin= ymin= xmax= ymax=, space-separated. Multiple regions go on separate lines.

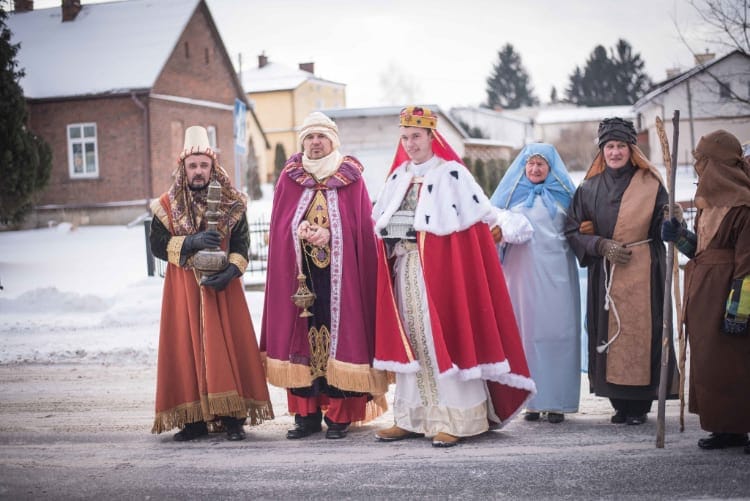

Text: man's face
xmin=303 ymin=133 xmax=333 ymax=160
xmin=525 ymin=155 xmax=550 ymax=184
xmin=399 ymin=126 xmax=433 ymax=165
xmin=602 ymin=140 xmax=631 ymax=169
xmin=185 ymin=154 xmax=213 ymax=190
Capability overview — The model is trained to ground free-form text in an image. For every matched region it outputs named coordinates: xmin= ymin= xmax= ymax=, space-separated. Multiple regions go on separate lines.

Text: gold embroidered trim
xmin=325 ymin=359 xmax=389 ymax=394
xmin=167 ymin=236 xmax=186 ymax=265
xmin=228 ymin=252 xmax=248 ymax=274
xmin=308 ymin=325 xmax=331 ymax=379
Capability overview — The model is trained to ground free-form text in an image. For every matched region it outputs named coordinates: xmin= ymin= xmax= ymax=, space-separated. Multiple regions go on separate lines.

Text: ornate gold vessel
xmin=193 ymin=179 xmax=227 ymax=277
xmin=291 ymin=273 xmax=315 ymax=317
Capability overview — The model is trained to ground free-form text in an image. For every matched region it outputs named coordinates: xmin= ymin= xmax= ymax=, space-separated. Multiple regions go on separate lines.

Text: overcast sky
xmin=27 ymin=0 xmax=717 ymax=109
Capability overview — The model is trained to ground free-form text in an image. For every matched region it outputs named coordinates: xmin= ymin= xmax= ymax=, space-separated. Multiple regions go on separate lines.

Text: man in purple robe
xmin=260 ymin=112 xmax=388 ymax=440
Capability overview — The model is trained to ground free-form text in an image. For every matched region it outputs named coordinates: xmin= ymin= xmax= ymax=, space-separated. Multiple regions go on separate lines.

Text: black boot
xmin=173 ymin=421 xmax=208 ymax=442
xmin=222 ymin=417 xmax=246 ymax=441
xmin=286 ymin=410 xmax=323 ymax=439
xmin=325 ymin=418 xmax=350 ymax=439
xmin=697 ymin=432 xmax=749 ymax=450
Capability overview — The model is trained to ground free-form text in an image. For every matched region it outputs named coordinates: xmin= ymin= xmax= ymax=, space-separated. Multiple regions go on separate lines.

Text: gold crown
xmin=399 ymin=106 xmax=437 ymax=129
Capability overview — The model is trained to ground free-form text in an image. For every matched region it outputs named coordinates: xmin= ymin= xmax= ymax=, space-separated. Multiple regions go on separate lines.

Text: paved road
xmin=0 ymin=364 xmax=747 ymax=500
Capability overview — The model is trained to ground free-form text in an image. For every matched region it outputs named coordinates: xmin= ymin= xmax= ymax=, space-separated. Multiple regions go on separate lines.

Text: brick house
xmin=8 ymin=0 xmax=267 ymax=226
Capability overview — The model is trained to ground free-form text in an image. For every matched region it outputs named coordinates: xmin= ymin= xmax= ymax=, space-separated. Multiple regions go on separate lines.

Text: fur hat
xmin=399 ymin=106 xmax=437 ymax=129
xmin=179 ymin=125 xmax=217 ymax=163
xmin=297 ymin=112 xmax=340 ymax=152
xmin=597 ymin=117 xmax=637 ymax=148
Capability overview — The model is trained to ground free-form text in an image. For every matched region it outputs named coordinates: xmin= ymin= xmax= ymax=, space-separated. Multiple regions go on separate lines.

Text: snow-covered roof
xmin=634 ymin=50 xmax=748 ymax=110
xmin=240 ymin=62 xmax=344 ymax=93
xmin=7 ymin=0 xmax=201 ymax=99
xmin=535 ymin=105 xmax=634 ymax=125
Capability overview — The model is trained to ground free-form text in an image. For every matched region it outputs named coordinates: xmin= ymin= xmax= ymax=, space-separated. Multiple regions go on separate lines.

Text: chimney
xmin=694 ymin=49 xmax=715 ymax=66
xmin=62 ymin=0 xmax=81 ymax=22
xmin=665 ymin=67 xmax=681 ymax=79
xmin=13 ymin=0 xmax=33 ymax=12
xmin=258 ymin=53 xmax=268 ymax=68
xmin=299 ymin=62 xmax=314 ymax=74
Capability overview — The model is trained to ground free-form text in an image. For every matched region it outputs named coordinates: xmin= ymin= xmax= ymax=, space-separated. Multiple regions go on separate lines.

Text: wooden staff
xmin=655 ymin=111 xmax=680 ymax=448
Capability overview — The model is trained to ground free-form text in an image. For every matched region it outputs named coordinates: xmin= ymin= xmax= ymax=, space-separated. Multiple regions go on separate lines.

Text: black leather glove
xmin=661 ymin=218 xmax=685 ymax=243
xmin=596 ymin=238 xmax=632 ymax=265
xmin=200 ymin=264 xmax=241 ymax=291
xmin=183 ymin=230 xmax=221 ymax=253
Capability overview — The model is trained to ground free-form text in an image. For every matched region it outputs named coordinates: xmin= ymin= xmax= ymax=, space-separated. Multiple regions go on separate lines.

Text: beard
xmin=188 ymin=177 xmax=209 ymax=191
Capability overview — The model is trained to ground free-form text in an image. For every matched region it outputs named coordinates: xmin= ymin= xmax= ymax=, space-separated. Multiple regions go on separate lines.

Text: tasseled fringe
xmin=151 ymin=394 xmax=275 ymax=434
xmin=265 ymin=358 xmax=314 ymax=389
xmin=352 ymin=394 xmax=389 ymax=426
xmin=325 ymin=359 xmax=389 ymax=394
xmin=152 ymin=401 xmax=204 ymax=434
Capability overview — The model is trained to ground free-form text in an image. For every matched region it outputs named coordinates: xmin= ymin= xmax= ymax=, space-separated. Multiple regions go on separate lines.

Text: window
xmin=184 ymin=42 xmax=189 ymax=59
xmin=206 ymin=125 xmax=218 ymax=151
xmin=204 ymin=47 xmax=209 ymax=64
xmin=719 ymin=81 xmax=731 ymax=99
xmin=67 ymin=123 xmax=99 ymax=178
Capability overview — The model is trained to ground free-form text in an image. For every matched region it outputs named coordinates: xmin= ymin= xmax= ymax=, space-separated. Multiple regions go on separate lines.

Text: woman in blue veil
xmin=490 ymin=143 xmax=581 ymax=423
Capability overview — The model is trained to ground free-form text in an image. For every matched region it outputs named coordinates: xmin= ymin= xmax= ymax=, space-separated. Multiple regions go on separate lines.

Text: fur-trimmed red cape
xmin=374 ymin=221 xmax=536 ymax=424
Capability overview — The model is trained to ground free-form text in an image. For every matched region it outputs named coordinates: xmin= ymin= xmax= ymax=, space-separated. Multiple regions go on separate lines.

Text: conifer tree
xmin=272 ymin=142 xmax=287 ymax=186
xmin=565 ymin=39 xmax=651 ymax=106
xmin=485 ymin=44 xmax=539 ymax=110
xmin=0 ymin=8 xmax=52 ymax=224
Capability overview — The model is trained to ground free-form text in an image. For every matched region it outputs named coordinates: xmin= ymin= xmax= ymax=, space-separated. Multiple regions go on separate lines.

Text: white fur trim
xmin=413 ymin=160 xmax=495 ymax=235
xmin=373 ymin=358 xmax=420 ymax=373
xmin=372 ymin=163 xmax=414 ymax=234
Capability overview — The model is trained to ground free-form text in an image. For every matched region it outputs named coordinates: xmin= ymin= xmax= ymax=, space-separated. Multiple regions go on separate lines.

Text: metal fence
xmin=144 ymin=217 xmax=270 ymax=282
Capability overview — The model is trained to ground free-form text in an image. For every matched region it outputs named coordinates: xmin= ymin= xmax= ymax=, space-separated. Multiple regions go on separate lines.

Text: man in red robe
xmin=150 ymin=126 xmax=273 ymax=441
xmin=261 ymin=112 xmax=387 ymax=440
xmin=372 ymin=106 xmax=535 ymax=447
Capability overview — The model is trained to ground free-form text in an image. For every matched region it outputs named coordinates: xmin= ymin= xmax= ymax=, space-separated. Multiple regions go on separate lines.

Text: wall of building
xmin=28 ymin=95 xmax=148 ymax=207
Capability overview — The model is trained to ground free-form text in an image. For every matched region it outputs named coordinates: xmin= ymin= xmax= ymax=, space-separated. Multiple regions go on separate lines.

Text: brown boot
xmin=432 ymin=432 xmax=460 ymax=448
xmin=375 ymin=425 xmax=424 ymax=442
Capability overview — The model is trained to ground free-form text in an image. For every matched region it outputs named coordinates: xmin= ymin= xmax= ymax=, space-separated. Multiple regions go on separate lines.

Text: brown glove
xmin=596 ymin=238 xmax=632 ymax=265
xmin=491 ymin=225 xmax=503 ymax=243
xmin=579 ymin=220 xmax=594 ymax=235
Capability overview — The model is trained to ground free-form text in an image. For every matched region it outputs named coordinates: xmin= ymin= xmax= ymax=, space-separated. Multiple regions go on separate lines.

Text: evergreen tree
xmin=610 ymin=39 xmax=652 ymax=104
xmin=244 ymin=140 xmax=263 ymax=200
xmin=550 ymin=86 xmax=559 ymax=104
xmin=0 ymin=8 xmax=52 ymax=224
xmin=457 ymin=119 xmax=487 ymax=139
xmin=565 ymin=40 xmax=651 ymax=106
xmin=272 ymin=142 xmax=287 ymax=186
xmin=485 ymin=44 xmax=539 ymax=110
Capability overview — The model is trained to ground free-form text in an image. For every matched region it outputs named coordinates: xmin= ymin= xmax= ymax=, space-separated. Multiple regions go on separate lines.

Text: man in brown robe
xmin=662 ymin=129 xmax=750 ymax=453
xmin=149 ymin=126 xmax=273 ymax=441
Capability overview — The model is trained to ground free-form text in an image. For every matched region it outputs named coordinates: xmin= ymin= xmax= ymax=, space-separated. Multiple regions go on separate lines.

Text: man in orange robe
xmin=149 ymin=126 xmax=273 ymax=441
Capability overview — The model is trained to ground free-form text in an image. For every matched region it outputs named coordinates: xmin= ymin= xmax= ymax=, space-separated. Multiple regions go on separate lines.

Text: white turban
xmin=297 ymin=112 xmax=340 ymax=152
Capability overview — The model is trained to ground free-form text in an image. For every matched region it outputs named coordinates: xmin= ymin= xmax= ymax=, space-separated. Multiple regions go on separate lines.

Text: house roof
xmin=7 ymin=0 xmax=201 ymax=99
xmin=634 ymin=50 xmax=748 ymax=109
xmin=240 ymin=61 xmax=345 ymax=93
xmin=323 ymin=105 xmax=468 ymax=138
xmin=534 ymin=105 xmax=634 ymax=125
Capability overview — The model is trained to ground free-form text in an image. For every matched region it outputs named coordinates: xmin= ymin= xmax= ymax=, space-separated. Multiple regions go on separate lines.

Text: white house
xmin=634 ymin=50 xmax=750 ymax=168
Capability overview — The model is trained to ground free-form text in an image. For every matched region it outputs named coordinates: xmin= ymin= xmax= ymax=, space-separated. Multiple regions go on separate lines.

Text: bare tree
xmin=675 ymin=0 xmax=749 ymax=106
xmin=686 ymin=0 xmax=749 ymax=54
xmin=378 ymin=61 xmax=422 ymax=106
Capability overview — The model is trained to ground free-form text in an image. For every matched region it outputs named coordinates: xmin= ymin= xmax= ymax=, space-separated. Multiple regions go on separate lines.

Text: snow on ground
xmin=0 ymin=186 xmax=275 ymax=366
